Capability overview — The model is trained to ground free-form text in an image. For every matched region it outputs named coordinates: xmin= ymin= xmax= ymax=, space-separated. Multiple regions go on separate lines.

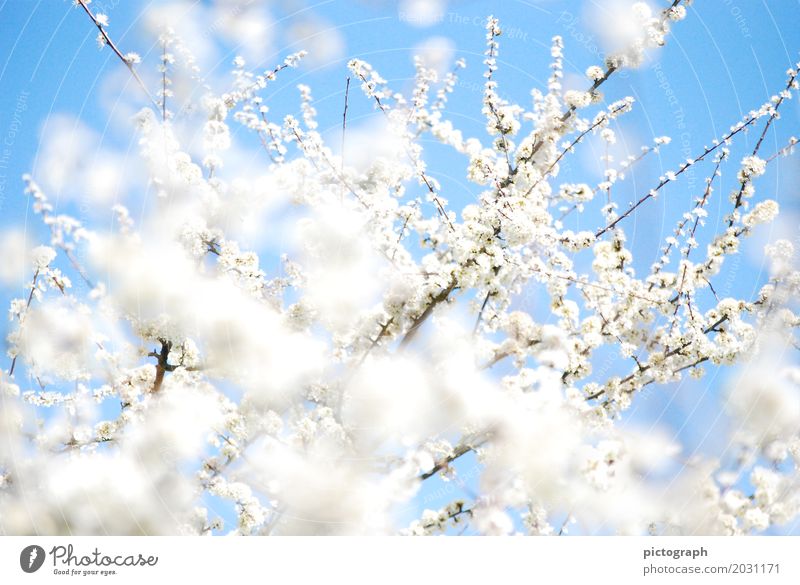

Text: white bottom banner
xmin=1 ymin=537 xmax=798 ymax=584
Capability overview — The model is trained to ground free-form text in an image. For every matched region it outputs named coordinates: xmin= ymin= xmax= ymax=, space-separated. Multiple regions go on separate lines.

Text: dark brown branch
xmin=420 ymin=501 xmax=473 ymax=531
xmin=419 ymin=443 xmax=475 ymax=481
xmin=151 ymin=339 xmax=172 ymax=393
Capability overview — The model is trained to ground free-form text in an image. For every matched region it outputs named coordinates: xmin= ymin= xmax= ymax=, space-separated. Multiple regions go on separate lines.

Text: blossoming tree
xmin=1 ymin=0 xmax=799 ymax=535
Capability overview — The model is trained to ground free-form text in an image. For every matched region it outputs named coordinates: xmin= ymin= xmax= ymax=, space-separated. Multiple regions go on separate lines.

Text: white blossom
xmin=564 ymin=90 xmax=592 ymax=109
xmin=738 ymin=155 xmax=767 ymax=181
xmin=30 ymin=245 xmax=56 ymax=270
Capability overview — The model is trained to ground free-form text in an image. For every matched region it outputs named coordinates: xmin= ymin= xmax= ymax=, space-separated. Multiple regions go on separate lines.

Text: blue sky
xmin=1 ymin=0 xmax=799 ymax=534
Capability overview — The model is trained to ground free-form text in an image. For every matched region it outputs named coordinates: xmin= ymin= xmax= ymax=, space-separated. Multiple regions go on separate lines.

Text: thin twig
xmin=352 ymin=71 xmax=454 ymax=230
xmin=727 ymin=70 xmax=798 ymax=228
xmin=150 ymin=339 xmax=172 ymax=393
xmin=161 ymin=41 xmax=168 ymax=122
xmin=524 ymin=100 xmax=630 ymax=198
xmin=341 ymin=76 xmax=350 ymax=175
xmin=399 ymin=281 xmax=457 ymax=349
xmin=585 ymin=315 xmax=728 ymax=400
xmin=75 ymin=0 xmax=159 ymax=110
xmin=8 ymin=269 xmax=39 ymax=376
xmin=596 ymin=113 xmax=760 ymax=238
xmin=648 ymin=153 xmax=725 ymax=292
xmin=419 ymin=436 xmax=489 ymax=481
xmin=473 ymin=292 xmax=493 ymax=335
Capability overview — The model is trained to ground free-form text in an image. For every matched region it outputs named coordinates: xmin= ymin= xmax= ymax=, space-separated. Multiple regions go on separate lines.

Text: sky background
xmin=0 ymin=0 xmax=799 ymax=534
